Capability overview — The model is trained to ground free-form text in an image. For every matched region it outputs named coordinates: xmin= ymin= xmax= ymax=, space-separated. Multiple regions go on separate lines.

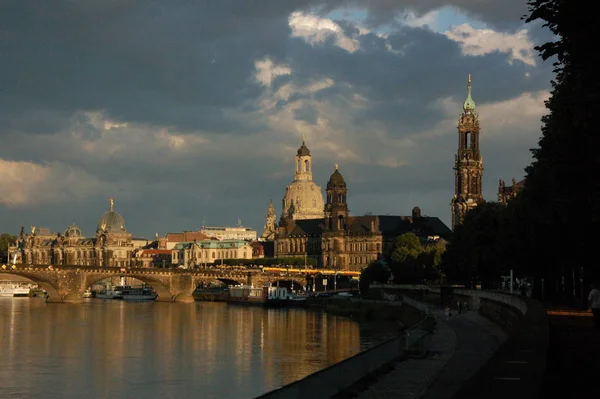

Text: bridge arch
xmin=0 ymin=271 xmax=62 ymax=302
xmin=85 ymin=273 xmax=173 ymax=302
xmin=269 ymin=279 xmax=306 ymax=291
xmin=216 ymin=278 xmax=244 ymax=287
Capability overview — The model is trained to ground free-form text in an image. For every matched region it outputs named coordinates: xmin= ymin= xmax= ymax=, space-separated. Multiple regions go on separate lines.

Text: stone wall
xmin=478 ymin=298 xmax=522 ymax=333
xmin=255 ymin=335 xmax=403 ymax=399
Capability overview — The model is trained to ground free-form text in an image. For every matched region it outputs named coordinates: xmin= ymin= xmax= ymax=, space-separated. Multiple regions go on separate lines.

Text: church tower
xmin=280 ymin=138 xmax=325 ymax=221
xmin=260 ymin=199 xmax=277 ymax=241
xmin=325 ymin=164 xmax=349 ymax=231
xmin=451 ymin=75 xmax=484 ymax=229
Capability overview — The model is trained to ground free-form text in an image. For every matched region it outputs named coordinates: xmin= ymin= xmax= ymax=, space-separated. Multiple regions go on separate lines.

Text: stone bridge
xmin=0 ymin=265 xmax=309 ymax=303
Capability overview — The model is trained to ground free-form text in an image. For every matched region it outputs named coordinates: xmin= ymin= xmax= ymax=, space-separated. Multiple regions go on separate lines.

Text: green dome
xmin=463 ymin=74 xmax=476 ymax=112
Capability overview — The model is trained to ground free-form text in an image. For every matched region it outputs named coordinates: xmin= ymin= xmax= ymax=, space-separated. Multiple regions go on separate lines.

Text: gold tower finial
xmin=335 ymin=163 xmax=339 ymax=170
xmin=109 ymin=197 xmax=115 ymax=211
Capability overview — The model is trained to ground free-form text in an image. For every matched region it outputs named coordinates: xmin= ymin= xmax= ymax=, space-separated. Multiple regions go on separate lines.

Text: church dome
xmin=282 ymin=180 xmax=324 ymax=220
xmin=297 ymin=141 xmax=311 ymax=156
xmin=64 ymin=224 xmax=83 ymax=238
xmin=327 ymin=166 xmax=346 ymax=188
xmin=97 ymin=198 xmax=127 ymax=233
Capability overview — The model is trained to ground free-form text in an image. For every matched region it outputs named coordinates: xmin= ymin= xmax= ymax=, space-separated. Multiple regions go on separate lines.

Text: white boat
xmin=82 ymin=289 xmax=93 ymax=298
xmin=0 ymin=282 xmax=31 ymax=297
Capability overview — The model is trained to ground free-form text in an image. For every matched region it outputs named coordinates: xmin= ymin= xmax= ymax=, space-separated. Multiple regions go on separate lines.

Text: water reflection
xmin=0 ymin=299 xmax=394 ymax=399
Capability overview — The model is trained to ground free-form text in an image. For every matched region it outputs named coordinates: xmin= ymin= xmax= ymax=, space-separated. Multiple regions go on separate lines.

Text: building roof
xmin=173 ymin=239 xmax=251 ymax=250
xmin=65 ymin=224 xmax=83 ymax=238
xmin=327 ymin=167 xmax=346 ymax=187
xmin=97 ymin=198 xmax=127 ymax=233
xmin=280 ymin=215 xmax=452 ymax=240
xmin=140 ymin=249 xmax=172 ymax=255
xmin=297 ymin=140 xmax=311 ymax=156
xmin=165 ymin=231 xmax=213 ymax=242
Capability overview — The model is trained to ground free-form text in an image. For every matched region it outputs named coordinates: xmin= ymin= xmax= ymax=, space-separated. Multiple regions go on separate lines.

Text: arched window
xmin=212 ymin=252 xmax=215 ymax=259
xmin=304 ymin=159 xmax=310 ymax=172
xmin=297 ymin=160 xmax=301 ymax=172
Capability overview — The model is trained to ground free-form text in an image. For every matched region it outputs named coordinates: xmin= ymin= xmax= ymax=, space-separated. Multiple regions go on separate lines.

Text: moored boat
xmin=227 ymin=285 xmax=308 ymax=307
xmin=95 ymin=284 xmax=123 ymax=299
xmin=0 ymin=281 xmax=32 ymax=297
xmin=121 ymin=285 xmax=157 ymax=301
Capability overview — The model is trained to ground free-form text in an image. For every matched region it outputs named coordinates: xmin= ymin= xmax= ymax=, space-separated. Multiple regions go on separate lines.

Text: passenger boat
xmin=0 ymin=281 xmax=31 ymax=297
xmin=95 ymin=284 xmax=123 ymax=299
xmin=227 ymin=285 xmax=308 ymax=307
xmin=121 ymin=286 xmax=157 ymax=301
xmin=83 ymin=288 xmax=93 ymax=298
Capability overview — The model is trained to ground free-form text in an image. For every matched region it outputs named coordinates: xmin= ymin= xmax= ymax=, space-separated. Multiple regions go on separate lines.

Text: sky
xmin=0 ymin=0 xmax=555 ymax=239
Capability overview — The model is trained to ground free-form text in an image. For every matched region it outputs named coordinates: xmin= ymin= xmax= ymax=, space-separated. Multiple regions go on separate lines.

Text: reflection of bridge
xmin=0 ymin=265 xmax=310 ymax=303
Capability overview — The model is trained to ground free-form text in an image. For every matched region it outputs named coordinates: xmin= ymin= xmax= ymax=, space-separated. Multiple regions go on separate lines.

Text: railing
xmin=402 ymin=298 xmax=435 ymax=357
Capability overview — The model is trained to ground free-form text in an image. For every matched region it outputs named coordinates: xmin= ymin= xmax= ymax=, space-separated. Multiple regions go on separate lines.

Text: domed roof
xmin=297 ymin=140 xmax=311 ymax=156
xmin=65 ymin=224 xmax=83 ymax=238
xmin=327 ymin=165 xmax=346 ymax=187
xmin=282 ymin=180 xmax=324 ymax=220
xmin=97 ymin=198 xmax=127 ymax=233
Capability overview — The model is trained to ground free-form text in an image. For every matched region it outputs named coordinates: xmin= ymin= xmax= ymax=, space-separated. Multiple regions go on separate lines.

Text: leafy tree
xmin=359 ymin=260 xmax=391 ymax=294
xmin=0 ymin=234 xmax=17 ymax=262
xmin=442 ymin=202 xmax=506 ymax=288
xmin=388 ymin=233 xmax=445 ymax=284
xmin=519 ymin=0 xmax=599 ymax=301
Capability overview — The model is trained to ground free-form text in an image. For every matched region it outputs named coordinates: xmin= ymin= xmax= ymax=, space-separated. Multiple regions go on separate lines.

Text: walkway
xmin=540 ymin=309 xmax=599 ymax=397
xmin=335 ymin=307 xmax=506 ymax=399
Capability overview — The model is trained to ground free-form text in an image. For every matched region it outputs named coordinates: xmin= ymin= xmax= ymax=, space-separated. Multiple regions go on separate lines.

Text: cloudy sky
xmin=0 ymin=1 xmax=554 ymax=239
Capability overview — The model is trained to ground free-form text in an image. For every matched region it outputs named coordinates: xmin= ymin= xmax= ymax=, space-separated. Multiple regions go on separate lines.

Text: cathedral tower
xmin=280 ymin=138 xmax=325 ymax=221
xmin=451 ymin=75 xmax=484 ymax=229
xmin=325 ymin=164 xmax=349 ymax=231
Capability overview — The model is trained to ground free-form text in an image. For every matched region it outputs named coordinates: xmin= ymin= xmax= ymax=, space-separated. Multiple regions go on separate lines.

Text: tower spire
xmin=451 ymin=74 xmax=483 ymax=229
xmin=109 ymin=197 xmax=115 ymax=212
xmin=463 ymin=74 xmax=476 ymax=113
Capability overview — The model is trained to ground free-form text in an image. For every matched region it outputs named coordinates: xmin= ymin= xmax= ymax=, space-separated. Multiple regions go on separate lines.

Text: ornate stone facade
xmin=451 ymin=75 xmax=484 ymax=229
xmin=498 ymin=178 xmax=525 ymax=205
xmin=280 ymin=139 xmax=325 ymax=221
xmin=260 ymin=200 xmax=277 ymax=241
xmin=275 ymin=166 xmax=451 ymax=271
xmin=8 ymin=198 xmax=133 ymax=267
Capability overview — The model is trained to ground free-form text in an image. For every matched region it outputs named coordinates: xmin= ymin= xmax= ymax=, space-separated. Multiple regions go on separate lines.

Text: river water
xmin=0 ymin=298 xmax=394 ymax=399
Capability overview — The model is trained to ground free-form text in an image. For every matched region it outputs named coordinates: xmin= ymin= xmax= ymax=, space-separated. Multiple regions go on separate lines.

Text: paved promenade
xmin=336 ymin=307 xmax=506 ymax=399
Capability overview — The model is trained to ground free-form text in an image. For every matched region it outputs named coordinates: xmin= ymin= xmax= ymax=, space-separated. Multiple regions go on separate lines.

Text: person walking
xmin=457 ymin=300 xmax=463 ymax=314
xmin=589 ymin=284 xmax=600 ymax=329
xmin=444 ymin=306 xmax=451 ymax=321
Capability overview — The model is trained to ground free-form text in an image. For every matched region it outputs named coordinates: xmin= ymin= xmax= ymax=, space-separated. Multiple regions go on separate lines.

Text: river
xmin=0 ymin=298 xmax=395 ymax=399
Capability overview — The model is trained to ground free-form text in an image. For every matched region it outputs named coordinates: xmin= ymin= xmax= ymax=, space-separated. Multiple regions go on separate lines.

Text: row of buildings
xmin=7 ymin=76 xmax=524 ymax=271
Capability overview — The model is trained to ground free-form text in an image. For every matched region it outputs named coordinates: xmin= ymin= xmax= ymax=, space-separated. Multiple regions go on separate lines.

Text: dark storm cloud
xmin=285 ymin=25 xmax=552 ymax=135
xmin=0 ymin=0 xmax=298 ymax=135
xmin=0 ymin=0 xmax=554 ymax=237
xmin=293 ymin=103 xmax=319 ymax=124
xmin=312 ymin=0 xmax=531 ymax=28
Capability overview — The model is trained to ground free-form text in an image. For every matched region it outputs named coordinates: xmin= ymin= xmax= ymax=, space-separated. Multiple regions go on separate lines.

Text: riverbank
xmin=307 ymin=296 xmax=434 ymax=330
